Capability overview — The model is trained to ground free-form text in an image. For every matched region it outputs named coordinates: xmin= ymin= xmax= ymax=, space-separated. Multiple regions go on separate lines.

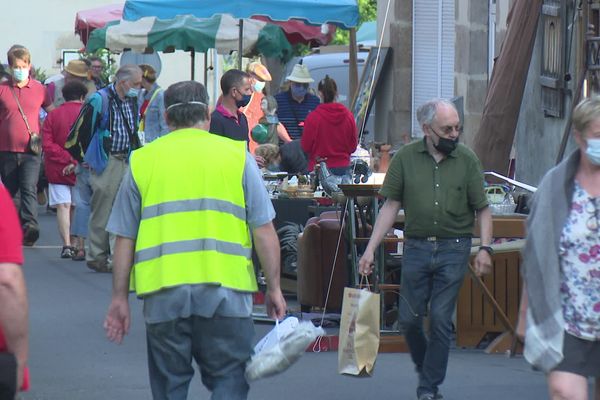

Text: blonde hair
xmin=139 ymin=64 xmax=157 ymax=83
xmin=573 ymin=96 xmax=600 ymax=135
xmin=255 ymin=144 xmax=280 ymax=166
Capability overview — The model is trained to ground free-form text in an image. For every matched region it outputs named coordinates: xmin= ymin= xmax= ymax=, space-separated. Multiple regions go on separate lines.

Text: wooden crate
xmin=456 ymin=251 xmax=522 ymax=348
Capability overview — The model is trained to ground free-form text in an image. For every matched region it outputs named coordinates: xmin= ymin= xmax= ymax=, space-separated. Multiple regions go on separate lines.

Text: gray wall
xmin=374 ymin=0 xmax=413 ymax=148
xmin=455 ymin=0 xmax=489 ymax=147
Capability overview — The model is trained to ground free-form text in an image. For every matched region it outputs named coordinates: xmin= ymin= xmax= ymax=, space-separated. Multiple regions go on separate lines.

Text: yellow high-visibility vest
xmin=129 ymin=128 xmax=256 ymax=296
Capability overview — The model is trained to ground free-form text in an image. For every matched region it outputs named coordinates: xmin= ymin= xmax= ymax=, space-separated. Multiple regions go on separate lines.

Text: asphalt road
xmin=18 ymin=208 xmax=554 ymax=400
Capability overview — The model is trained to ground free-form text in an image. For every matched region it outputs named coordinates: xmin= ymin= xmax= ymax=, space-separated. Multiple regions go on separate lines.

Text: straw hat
xmin=285 ymin=64 xmax=314 ymax=83
xmin=64 ymin=60 xmax=89 ymax=78
xmin=247 ymin=61 xmax=271 ymax=82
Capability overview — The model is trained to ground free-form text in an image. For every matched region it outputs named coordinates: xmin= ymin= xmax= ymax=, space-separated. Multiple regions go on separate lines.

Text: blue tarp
xmin=123 ymin=0 xmax=359 ymax=29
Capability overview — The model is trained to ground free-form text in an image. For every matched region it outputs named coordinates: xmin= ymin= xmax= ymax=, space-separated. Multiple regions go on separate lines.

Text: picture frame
xmin=350 ymin=47 xmax=391 ymax=145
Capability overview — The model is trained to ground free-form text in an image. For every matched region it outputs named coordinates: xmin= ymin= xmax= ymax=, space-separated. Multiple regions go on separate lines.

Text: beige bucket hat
xmin=64 ymin=60 xmax=89 ymax=78
xmin=285 ymin=64 xmax=314 ymax=83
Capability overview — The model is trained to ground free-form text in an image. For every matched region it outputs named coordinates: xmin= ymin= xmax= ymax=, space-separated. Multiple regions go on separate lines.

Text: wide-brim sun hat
xmin=64 ymin=60 xmax=89 ymax=78
xmin=247 ymin=61 xmax=272 ymax=82
xmin=285 ymin=64 xmax=314 ymax=83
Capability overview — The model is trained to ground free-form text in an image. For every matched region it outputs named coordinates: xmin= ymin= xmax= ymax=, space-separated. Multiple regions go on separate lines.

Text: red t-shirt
xmin=0 ymin=184 xmax=28 ymax=390
xmin=0 ymin=78 xmax=51 ymax=152
xmin=0 ymin=184 xmax=23 ymax=264
xmin=41 ymin=101 xmax=81 ymax=185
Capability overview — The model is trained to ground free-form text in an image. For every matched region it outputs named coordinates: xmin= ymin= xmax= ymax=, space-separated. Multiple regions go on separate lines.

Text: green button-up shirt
xmin=379 ymin=139 xmax=488 ymax=238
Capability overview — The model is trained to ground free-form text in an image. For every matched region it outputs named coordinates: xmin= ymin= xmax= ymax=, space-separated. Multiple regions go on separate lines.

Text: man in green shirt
xmin=359 ymin=98 xmax=493 ymax=400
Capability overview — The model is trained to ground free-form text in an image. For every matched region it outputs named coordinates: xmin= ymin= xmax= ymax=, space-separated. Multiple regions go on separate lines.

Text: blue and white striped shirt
xmin=274 ymin=90 xmax=320 ymax=140
xmin=108 ymin=85 xmax=138 ymax=152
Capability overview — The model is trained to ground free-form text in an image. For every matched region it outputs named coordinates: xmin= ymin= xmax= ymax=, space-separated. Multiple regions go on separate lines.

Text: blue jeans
xmin=146 ymin=315 xmax=254 ymax=400
xmin=399 ymin=237 xmax=471 ymax=398
xmin=0 ymin=151 xmax=41 ymax=230
xmin=71 ymin=165 xmax=92 ymax=238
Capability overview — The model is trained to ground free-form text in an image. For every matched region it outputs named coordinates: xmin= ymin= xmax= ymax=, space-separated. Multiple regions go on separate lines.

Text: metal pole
xmin=204 ymin=52 xmax=208 ymax=84
xmin=238 ymin=19 xmax=244 ymax=69
xmin=349 ymin=27 xmax=358 ymax=102
xmin=191 ymin=49 xmax=195 ymax=80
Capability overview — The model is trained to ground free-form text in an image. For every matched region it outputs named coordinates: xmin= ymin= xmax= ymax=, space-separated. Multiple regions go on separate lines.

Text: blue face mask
xmin=585 ymin=138 xmax=600 ymax=165
xmin=126 ymin=87 xmax=140 ymax=98
xmin=253 ymin=80 xmax=266 ymax=93
xmin=291 ymin=84 xmax=308 ymax=99
xmin=236 ymin=94 xmax=252 ymax=108
xmin=12 ymin=68 xmax=29 ymax=82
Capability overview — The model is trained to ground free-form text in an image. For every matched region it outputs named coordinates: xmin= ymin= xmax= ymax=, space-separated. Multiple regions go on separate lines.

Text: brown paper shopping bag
xmin=338 ymin=286 xmax=380 ymax=376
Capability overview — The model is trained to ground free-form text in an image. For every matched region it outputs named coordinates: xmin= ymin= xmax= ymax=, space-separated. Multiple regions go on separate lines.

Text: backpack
xmin=83 ymin=89 xmax=111 ymax=174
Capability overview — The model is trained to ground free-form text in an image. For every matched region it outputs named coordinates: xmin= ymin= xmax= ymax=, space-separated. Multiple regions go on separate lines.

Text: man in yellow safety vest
xmin=103 ymin=80 xmax=286 ymax=399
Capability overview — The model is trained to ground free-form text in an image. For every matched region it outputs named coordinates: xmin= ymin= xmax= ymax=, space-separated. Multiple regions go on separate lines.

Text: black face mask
xmin=430 ymin=128 xmax=458 ymax=155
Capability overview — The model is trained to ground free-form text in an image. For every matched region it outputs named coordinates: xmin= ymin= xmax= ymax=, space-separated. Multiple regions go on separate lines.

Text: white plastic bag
xmin=245 ymin=316 xmax=325 ymax=381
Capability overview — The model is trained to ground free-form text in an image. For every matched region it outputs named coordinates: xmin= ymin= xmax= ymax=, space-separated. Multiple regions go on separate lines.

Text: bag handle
xmin=9 ymin=86 xmax=35 ymax=137
xmin=358 ymin=275 xmax=374 ymax=291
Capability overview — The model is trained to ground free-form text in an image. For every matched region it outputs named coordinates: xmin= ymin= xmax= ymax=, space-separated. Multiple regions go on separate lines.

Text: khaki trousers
xmin=88 ymin=155 xmax=128 ymax=264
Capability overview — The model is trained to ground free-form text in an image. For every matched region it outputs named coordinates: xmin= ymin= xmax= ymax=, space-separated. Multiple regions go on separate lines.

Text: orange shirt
xmin=242 ymin=92 xmax=265 ymax=154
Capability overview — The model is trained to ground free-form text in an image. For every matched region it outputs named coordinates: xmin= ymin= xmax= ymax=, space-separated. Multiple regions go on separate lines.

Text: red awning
xmin=75 ymin=3 xmax=124 ymax=45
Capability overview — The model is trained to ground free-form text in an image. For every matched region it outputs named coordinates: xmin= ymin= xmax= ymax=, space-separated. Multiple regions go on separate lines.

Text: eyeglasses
xmin=437 ymin=125 xmax=463 ymax=135
xmin=586 ymin=198 xmax=599 ymax=232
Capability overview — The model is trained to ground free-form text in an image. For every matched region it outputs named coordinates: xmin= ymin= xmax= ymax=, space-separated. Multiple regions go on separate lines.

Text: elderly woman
xmin=521 ymin=96 xmax=600 ymax=400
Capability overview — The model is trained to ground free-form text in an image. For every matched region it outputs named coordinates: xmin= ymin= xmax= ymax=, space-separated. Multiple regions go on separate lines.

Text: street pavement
xmin=18 ymin=208 xmax=554 ymax=400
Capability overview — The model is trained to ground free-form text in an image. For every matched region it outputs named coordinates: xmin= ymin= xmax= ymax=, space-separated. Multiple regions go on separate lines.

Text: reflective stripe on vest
xmin=129 ymin=128 xmax=256 ymax=296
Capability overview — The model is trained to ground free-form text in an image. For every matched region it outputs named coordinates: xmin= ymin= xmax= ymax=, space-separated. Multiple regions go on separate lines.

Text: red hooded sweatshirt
xmin=301 ymin=102 xmax=358 ymax=172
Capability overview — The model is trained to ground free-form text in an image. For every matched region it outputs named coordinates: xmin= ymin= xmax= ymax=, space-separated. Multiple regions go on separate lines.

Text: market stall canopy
xmin=252 ymin=16 xmax=335 ymax=47
xmin=75 ymin=3 xmax=336 ymax=47
xmin=122 ymin=0 xmax=360 ymax=29
xmin=75 ymin=3 xmax=123 ymax=44
xmin=86 ymin=14 xmax=293 ymax=61
xmin=357 ymin=21 xmax=376 ymax=46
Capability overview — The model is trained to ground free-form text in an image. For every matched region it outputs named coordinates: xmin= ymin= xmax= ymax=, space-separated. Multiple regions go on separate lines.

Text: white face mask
xmin=585 ymin=138 xmax=600 ymax=165
xmin=253 ymin=80 xmax=266 ymax=93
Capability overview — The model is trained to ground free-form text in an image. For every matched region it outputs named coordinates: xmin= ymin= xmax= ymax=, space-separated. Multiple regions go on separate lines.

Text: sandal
xmin=61 ymin=246 xmax=74 ymax=259
xmin=71 ymin=248 xmax=86 ymax=261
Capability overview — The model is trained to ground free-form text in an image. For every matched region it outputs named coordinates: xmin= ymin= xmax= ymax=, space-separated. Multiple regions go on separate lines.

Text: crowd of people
xmin=0 ymin=41 xmax=599 ymax=400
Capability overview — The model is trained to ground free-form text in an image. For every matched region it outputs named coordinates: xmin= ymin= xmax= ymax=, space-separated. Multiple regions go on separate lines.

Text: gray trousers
xmin=88 ymin=155 xmax=127 ymax=263
xmin=146 ymin=316 xmax=254 ymax=400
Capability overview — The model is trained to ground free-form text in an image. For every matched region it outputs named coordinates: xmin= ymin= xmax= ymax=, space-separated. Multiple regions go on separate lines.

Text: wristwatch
xmin=479 ymin=245 xmax=494 ymax=256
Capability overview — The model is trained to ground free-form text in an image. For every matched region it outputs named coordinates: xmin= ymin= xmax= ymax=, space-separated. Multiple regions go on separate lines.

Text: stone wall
xmin=455 ymin=0 xmax=489 ymax=147
xmin=374 ymin=0 xmax=412 ymax=148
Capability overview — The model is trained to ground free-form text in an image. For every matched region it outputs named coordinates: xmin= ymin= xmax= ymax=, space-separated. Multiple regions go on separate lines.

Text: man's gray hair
xmin=416 ymin=98 xmax=457 ymax=126
xmin=164 ymin=81 xmax=210 ymax=129
xmin=115 ymin=64 xmax=142 ymax=83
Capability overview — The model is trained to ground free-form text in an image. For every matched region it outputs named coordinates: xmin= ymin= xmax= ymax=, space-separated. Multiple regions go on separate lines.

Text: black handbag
xmin=10 ymin=86 xmax=42 ymax=155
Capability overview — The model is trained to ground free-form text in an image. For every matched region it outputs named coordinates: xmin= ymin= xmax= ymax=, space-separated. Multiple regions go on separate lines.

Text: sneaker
xmin=86 ymin=260 xmax=112 ymax=273
xmin=61 ymin=246 xmax=74 ymax=259
xmin=22 ymin=225 xmax=39 ymax=247
xmin=418 ymin=393 xmax=443 ymax=400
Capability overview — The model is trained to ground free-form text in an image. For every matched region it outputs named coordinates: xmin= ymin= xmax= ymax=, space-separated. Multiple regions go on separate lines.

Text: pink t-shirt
xmin=0 ymin=78 xmax=51 ymax=152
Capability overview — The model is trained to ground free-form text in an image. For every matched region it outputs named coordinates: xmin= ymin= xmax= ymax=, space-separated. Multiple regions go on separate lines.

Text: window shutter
xmin=412 ymin=0 xmax=456 ymax=137
xmin=540 ymin=1 xmax=565 ymax=118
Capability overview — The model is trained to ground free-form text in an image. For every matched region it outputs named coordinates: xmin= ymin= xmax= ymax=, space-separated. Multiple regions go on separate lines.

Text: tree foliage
xmin=333 ymin=0 xmax=377 ymax=45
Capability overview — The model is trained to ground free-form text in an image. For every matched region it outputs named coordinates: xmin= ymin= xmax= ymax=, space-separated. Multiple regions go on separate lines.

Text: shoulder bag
xmin=9 ymin=86 xmax=42 ymax=155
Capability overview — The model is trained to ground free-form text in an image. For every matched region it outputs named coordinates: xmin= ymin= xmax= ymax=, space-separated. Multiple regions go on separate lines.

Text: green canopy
xmin=87 ymin=14 xmax=293 ymax=61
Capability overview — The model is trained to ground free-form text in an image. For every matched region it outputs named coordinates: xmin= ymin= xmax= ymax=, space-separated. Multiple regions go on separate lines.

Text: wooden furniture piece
xmin=456 ymin=215 xmax=527 ymax=354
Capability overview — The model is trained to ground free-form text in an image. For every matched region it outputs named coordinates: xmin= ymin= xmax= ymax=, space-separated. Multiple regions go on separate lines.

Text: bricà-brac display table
xmin=338 ymin=184 xmax=527 ymax=354
xmin=338 ymin=184 xmax=407 ymax=352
